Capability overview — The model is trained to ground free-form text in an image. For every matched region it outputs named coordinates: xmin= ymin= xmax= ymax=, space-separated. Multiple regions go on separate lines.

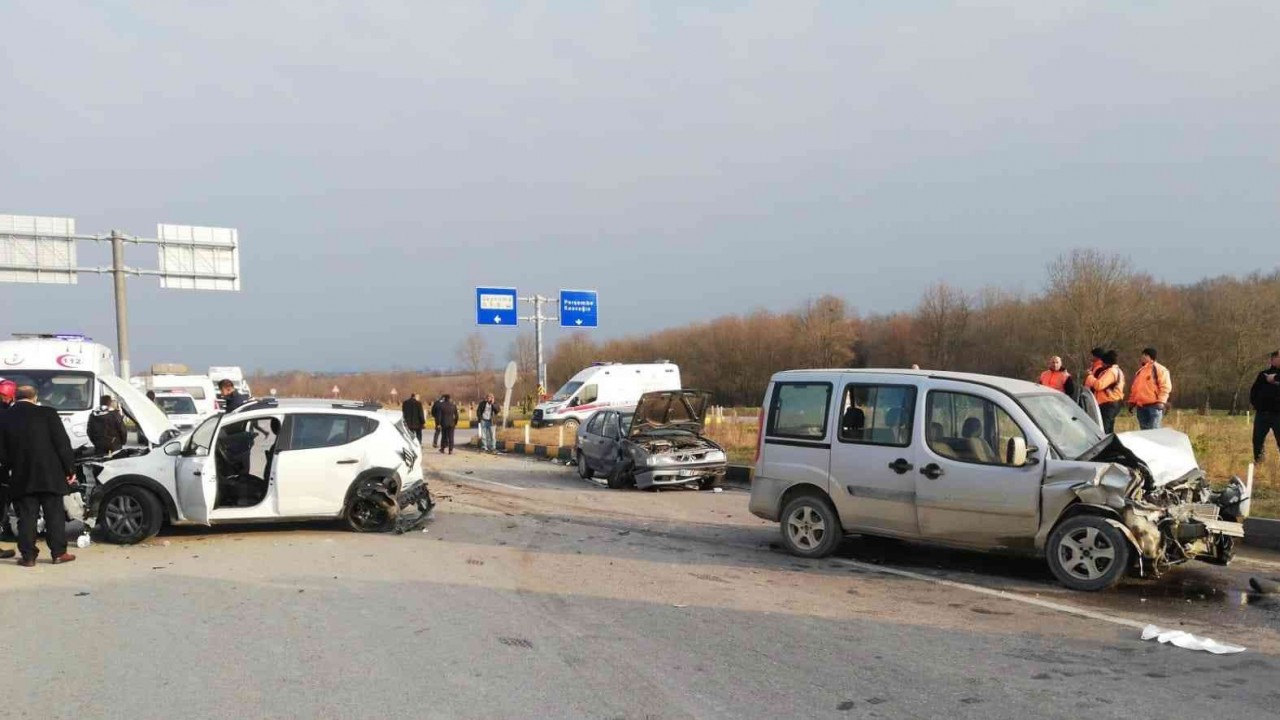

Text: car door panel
xmin=175 ymin=452 xmax=216 ymax=524
xmin=274 ymin=414 xmax=369 ymax=517
xmin=914 ymin=383 xmax=1044 ymax=548
xmin=829 ymin=381 xmax=920 ymax=537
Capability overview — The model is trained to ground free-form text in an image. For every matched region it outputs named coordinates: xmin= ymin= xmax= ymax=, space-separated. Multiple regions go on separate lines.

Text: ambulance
xmin=0 ymin=333 xmax=117 ymax=449
xmin=532 ymin=361 xmax=682 ymax=431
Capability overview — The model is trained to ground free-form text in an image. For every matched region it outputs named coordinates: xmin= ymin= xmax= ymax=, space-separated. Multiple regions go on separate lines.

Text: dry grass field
xmin=499 ymin=410 xmax=1278 ymax=518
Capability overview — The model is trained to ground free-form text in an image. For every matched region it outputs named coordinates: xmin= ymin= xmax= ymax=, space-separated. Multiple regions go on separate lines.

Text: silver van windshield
xmin=1021 ymin=392 xmax=1104 ymax=459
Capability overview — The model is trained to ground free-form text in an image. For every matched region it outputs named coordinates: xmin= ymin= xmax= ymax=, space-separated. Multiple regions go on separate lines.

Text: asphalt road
xmin=2 ymin=447 xmax=1279 ymax=719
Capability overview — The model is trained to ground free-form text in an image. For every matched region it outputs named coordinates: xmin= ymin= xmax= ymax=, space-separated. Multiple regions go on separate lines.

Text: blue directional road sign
xmin=476 ymin=286 xmax=518 ymax=327
xmin=559 ymin=289 xmax=599 ymax=329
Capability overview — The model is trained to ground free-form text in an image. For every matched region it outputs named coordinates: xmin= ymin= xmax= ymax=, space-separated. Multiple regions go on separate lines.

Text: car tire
xmin=577 ymin=451 xmax=594 ymax=479
xmin=606 ymin=460 xmax=633 ymax=490
xmin=345 ymin=490 xmax=397 ymax=533
xmin=698 ymin=476 xmax=720 ymax=491
xmin=98 ymin=486 xmax=164 ymax=545
xmin=562 ymin=419 xmax=580 ymax=435
xmin=1046 ymin=515 xmax=1132 ymax=591
xmin=779 ymin=493 xmax=842 ymax=558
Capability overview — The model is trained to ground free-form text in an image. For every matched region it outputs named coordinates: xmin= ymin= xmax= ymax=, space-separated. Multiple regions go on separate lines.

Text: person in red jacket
xmin=1085 ymin=350 xmax=1125 ymax=434
xmin=1037 ymin=356 xmax=1076 ymax=397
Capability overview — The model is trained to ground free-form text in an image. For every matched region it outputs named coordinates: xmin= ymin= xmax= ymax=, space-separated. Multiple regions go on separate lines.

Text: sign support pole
xmin=520 ymin=294 xmax=557 ymax=392
xmin=110 ymin=230 xmax=132 ymax=381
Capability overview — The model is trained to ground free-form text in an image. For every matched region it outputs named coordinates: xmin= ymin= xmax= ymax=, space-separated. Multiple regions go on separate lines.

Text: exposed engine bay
xmin=1067 ymin=430 xmax=1250 ymax=577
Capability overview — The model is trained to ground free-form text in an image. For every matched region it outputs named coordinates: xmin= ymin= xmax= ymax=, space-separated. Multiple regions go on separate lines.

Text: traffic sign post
xmin=475 ymin=286 xmax=601 ymax=392
xmin=0 ymin=213 xmax=241 ymax=380
xmin=559 ymin=289 xmax=599 ymax=329
xmin=475 ymin=287 xmax=518 ymax=327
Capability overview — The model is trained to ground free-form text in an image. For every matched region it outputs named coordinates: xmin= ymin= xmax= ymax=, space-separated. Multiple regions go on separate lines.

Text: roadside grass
xmin=497 ymin=411 xmax=1280 ymax=518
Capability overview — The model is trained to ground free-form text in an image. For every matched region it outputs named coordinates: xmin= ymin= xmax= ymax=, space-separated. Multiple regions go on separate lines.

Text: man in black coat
xmin=87 ymin=395 xmax=128 ymax=455
xmin=0 ymin=386 xmax=77 ymax=566
xmin=430 ymin=395 xmax=445 ymax=448
xmin=401 ymin=393 xmax=426 ymax=444
xmin=0 ymin=379 xmax=17 ymax=552
xmin=1251 ymin=350 xmax=1280 ymax=462
xmin=218 ymin=379 xmax=249 ymax=413
xmin=437 ymin=394 xmax=459 ymax=455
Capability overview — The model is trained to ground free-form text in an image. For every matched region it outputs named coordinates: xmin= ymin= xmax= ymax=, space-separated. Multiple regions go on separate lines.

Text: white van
xmin=208 ymin=366 xmax=252 ymax=397
xmin=0 ymin=333 xmax=116 ymax=449
xmin=134 ymin=365 xmax=219 ymax=417
xmin=533 ymin=362 xmax=681 ymax=432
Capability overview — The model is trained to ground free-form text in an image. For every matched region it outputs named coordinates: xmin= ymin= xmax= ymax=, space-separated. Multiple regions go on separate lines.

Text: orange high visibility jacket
xmin=1038 ymin=369 xmax=1071 ymax=392
xmin=1085 ymin=365 xmax=1124 ymax=404
xmin=1129 ymin=361 xmax=1172 ymax=407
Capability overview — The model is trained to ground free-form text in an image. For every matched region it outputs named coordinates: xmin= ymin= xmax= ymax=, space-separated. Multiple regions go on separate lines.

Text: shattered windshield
xmin=1021 ymin=392 xmax=1104 ymax=460
xmin=551 ymin=381 xmax=583 ymax=402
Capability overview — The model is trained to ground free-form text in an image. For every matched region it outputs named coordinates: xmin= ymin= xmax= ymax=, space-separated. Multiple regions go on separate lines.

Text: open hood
xmin=629 ymin=390 xmax=711 ymax=436
xmin=100 ymin=374 xmax=177 ymax=446
xmin=1079 ymin=428 xmax=1200 ymax=487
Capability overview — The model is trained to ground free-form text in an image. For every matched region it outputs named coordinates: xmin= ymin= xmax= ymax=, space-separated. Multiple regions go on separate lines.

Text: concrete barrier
xmin=468 ymin=437 xmax=573 ymax=462
xmin=1244 ymin=518 xmax=1280 ymax=551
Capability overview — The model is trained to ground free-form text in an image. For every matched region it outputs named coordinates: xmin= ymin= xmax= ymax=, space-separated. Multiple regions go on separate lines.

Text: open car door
xmin=1076 ymin=388 xmax=1103 ymax=430
xmin=175 ymin=414 xmax=219 ymax=525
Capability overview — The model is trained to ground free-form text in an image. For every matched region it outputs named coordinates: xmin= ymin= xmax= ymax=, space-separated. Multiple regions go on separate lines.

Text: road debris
xmin=1249 ymin=577 xmax=1279 ymax=594
xmin=1140 ymin=625 xmax=1245 ymax=654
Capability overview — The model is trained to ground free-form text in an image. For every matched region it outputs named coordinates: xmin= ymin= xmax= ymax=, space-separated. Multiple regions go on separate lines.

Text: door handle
xmin=920 ymin=463 xmax=944 ymax=480
xmin=193 ymin=470 xmax=202 ymax=476
xmin=336 ymin=459 xmax=359 ymax=465
xmin=888 ymin=458 xmax=913 ymax=474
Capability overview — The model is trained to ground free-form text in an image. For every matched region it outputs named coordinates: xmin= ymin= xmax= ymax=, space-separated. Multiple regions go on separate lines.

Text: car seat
xmin=961 ymin=417 xmax=998 ymax=464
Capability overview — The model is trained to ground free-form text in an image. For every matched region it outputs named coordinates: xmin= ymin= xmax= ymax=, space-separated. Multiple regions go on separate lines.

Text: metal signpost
xmin=0 ymin=213 xmax=241 ymax=379
xmin=475 ymin=287 xmax=600 ymax=393
xmin=502 ymin=360 xmax=517 ymax=429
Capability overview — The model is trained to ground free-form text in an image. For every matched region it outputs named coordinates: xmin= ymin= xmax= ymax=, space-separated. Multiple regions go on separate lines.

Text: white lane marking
xmin=832 ymin=558 xmax=1151 ymax=630
xmin=436 ymin=469 xmax=527 ymax=491
xmin=1236 ymin=556 xmax=1280 ymax=571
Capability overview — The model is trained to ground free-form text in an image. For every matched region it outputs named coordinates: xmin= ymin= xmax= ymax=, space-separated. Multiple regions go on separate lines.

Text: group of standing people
xmin=1037 ymin=347 xmax=1172 ymax=434
xmin=400 ymin=392 xmax=501 ymax=455
xmin=0 ymin=380 xmax=79 ymax=566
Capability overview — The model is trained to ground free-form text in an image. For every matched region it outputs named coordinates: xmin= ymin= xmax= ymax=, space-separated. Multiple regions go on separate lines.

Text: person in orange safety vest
xmin=1037 ymin=356 xmax=1077 ymax=398
xmin=1128 ymin=347 xmax=1172 ymax=430
xmin=1084 ymin=349 xmax=1124 ymax=434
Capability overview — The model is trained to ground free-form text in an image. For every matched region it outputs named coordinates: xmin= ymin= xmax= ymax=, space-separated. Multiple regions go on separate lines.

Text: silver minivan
xmin=749 ymin=369 xmax=1250 ymax=591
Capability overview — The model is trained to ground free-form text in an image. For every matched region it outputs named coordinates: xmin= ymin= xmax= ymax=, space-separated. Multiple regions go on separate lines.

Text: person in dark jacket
xmin=87 ymin=395 xmax=128 ymax=455
xmin=218 ymin=379 xmax=249 ymax=413
xmin=430 ymin=395 xmax=445 ymax=448
xmin=401 ymin=393 xmax=426 ymax=444
xmin=0 ymin=386 xmax=77 ymax=566
xmin=437 ymin=394 xmax=459 ymax=455
xmin=1251 ymin=350 xmax=1280 ymax=462
xmin=0 ymin=379 xmax=17 ymax=549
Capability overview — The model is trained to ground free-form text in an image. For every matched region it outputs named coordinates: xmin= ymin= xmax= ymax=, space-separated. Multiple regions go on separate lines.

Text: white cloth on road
xmin=1140 ymin=624 xmax=1245 ymax=654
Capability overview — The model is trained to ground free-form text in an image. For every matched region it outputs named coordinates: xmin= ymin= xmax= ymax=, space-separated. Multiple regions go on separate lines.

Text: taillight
xmin=753 ymin=408 xmax=764 ymax=465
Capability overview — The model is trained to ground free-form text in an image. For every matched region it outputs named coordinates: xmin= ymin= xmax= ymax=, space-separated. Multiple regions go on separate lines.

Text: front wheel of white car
xmin=1047 ymin=516 xmax=1132 ymax=592
xmin=562 ymin=419 xmax=580 ymax=435
xmin=98 ymin=486 xmax=164 ymax=545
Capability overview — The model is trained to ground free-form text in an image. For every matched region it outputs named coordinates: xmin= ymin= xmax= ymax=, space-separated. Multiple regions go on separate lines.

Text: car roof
xmin=153 ymin=391 xmax=194 ymax=398
xmin=770 ymin=368 xmax=1046 ymax=396
xmin=231 ymin=397 xmax=386 ymax=417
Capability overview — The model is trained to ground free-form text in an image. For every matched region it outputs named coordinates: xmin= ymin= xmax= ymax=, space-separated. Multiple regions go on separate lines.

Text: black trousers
xmin=439 ymin=426 xmax=455 ymax=453
xmin=17 ymin=492 xmax=66 ymax=560
xmin=432 ymin=424 xmax=441 ymax=447
xmin=1254 ymin=411 xmax=1280 ymax=461
xmin=1099 ymin=402 xmax=1122 ymax=435
xmin=410 ymin=427 xmax=423 ymax=443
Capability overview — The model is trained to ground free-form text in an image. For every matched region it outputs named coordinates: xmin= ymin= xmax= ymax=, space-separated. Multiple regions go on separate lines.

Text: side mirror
xmin=163 ymin=441 xmax=183 ymax=457
xmin=1006 ymin=436 xmax=1029 ymax=466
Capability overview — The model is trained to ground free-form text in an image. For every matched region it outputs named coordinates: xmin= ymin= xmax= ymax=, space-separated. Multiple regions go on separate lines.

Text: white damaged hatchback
xmin=82 ymin=383 xmax=432 ymax=544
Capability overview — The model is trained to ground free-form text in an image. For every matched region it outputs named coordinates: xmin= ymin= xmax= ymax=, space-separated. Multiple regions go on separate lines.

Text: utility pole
xmin=110 ymin=230 xmax=132 ymax=380
xmin=520 ymin=294 xmax=557 ymax=391
xmin=1 ymin=214 xmax=241 ymax=381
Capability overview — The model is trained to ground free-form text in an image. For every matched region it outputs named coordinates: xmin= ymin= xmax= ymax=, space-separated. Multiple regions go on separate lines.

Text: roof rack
xmin=11 ymin=333 xmax=92 ymax=341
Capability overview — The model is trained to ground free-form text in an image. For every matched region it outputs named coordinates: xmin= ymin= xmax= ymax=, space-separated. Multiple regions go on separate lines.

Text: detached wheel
xmin=99 ymin=486 xmax=164 ymax=544
xmin=1047 ymin=516 xmax=1131 ymax=591
xmin=780 ymin=494 xmax=842 ymax=558
xmin=346 ymin=495 xmax=396 ymax=533
xmin=577 ymin=451 xmax=594 ymax=479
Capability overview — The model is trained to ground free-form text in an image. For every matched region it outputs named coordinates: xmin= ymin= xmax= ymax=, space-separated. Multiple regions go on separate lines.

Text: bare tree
xmin=509 ymin=333 xmax=536 ymax=399
xmin=914 ymin=282 xmax=972 ymax=370
xmin=796 ymin=295 xmax=857 ymax=368
xmin=456 ymin=333 xmax=491 ymax=402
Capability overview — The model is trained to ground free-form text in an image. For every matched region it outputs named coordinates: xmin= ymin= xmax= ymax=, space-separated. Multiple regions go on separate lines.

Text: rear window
xmin=287 ymin=414 xmax=378 ymax=450
xmin=766 ymin=382 xmax=833 ymax=440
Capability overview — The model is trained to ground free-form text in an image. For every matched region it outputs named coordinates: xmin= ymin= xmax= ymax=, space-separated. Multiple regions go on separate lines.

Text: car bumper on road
xmin=634 ymin=463 xmax=727 ymax=490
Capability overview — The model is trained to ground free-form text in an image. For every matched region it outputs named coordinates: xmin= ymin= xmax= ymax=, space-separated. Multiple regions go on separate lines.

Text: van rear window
xmin=766 ymin=382 xmax=833 ymax=441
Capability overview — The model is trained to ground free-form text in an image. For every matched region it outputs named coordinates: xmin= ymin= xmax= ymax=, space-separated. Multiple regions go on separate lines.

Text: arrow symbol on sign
xmin=575 ymin=319 xmax=583 ymax=326
xmin=494 ymin=315 xmax=503 ymax=324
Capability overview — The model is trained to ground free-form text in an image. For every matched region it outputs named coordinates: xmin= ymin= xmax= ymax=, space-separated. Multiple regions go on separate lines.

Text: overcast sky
xmin=2 ymin=1 xmax=1277 ymax=373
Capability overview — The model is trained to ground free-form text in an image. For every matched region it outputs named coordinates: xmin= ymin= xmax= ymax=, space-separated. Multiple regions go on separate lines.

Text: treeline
xmin=547 ymin=250 xmax=1280 ymax=411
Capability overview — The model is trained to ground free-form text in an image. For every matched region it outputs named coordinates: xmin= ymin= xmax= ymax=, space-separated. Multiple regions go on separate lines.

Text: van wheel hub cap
xmin=1058 ymin=527 xmax=1115 ymax=580
xmin=787 ymin=507 xmax=826 ymax=549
